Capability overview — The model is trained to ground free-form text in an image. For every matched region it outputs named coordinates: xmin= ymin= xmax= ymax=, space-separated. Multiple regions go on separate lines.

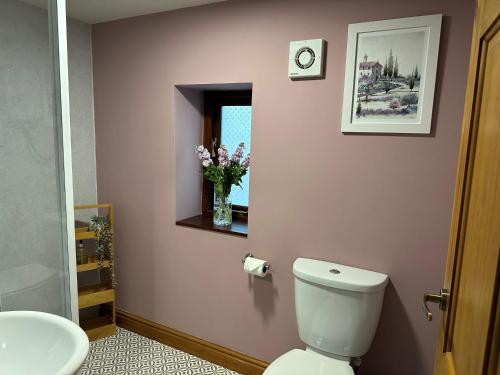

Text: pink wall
xmin=92 ymin=1 xmax=474 ymax=374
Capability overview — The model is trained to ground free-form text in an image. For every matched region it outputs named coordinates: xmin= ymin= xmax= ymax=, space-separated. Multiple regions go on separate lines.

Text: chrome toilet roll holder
xmin=241 ymin=252 xmax=271 ymax=273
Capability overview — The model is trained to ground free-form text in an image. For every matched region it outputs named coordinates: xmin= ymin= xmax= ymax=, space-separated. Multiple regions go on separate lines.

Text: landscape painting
xmin=353 ymin=29 xmax=426 ymax=122
xmin=341 ymin=15 xmax=442 ymax=133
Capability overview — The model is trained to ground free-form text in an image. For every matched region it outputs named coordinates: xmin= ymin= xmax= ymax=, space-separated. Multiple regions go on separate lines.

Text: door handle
xmin=422 ymin=288 xmax=450 ymax=321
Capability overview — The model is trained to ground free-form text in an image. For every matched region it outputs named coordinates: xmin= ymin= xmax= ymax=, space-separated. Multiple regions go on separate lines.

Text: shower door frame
xmin=49 ymin=0 xmax=79 ymax=323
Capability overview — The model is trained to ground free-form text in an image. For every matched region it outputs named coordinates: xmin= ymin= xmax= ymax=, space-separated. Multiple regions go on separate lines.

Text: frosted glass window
xmin=221 ymin=105 xmax=252 ymax=207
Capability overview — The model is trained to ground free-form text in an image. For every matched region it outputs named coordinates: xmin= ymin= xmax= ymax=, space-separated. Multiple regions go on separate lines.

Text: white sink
xmin=0 ymin=311 xmax=89 ymax=375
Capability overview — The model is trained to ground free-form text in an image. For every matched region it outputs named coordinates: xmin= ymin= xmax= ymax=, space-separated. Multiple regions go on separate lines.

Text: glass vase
xmin=213 ymin=194 xmax=232 ymax=226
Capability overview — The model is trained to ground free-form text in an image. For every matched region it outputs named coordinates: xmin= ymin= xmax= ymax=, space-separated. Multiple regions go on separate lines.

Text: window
xmin=221 ymin=105 xmax=252 ymax=207
xmin=202 ymin=90 xmax=252 ymax=218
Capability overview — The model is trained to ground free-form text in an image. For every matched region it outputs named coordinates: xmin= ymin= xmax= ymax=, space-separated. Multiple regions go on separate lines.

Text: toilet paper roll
xmin=244 ymin=257 xmax=269 ymax=277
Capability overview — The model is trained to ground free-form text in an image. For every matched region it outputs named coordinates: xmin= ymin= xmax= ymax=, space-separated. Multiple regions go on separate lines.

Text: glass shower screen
xmin=0 ymin=0 xmax=78 ymax=321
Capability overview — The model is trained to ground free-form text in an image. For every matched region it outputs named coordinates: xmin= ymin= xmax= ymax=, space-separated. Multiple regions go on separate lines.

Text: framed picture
xmin=341 ymin=14 xmax=442 ymax=134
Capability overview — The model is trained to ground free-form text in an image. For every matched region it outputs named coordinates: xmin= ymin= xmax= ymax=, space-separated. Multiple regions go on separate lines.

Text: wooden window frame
xmin=202 ymin=90 xmax=252 ymax=221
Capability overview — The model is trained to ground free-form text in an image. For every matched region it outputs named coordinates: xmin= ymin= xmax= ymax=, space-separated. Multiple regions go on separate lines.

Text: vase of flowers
xmin=196 ymin=142 xmax=250 ymax=226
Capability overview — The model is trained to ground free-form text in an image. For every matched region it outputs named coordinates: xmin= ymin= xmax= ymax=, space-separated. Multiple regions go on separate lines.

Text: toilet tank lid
xmin=293 ymin=258 xmax=389 ymax=292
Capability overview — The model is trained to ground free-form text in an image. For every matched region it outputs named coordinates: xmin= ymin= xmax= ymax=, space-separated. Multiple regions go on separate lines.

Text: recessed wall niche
xmin=174 ymin=83 xmax=253 ymax=222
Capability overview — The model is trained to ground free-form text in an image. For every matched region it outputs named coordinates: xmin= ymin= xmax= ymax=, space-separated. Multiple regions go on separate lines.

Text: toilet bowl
xmin=264 ymin=349 xmax=353 ymax=375
xmin=263 ymin=258 xmax=388 ymax=375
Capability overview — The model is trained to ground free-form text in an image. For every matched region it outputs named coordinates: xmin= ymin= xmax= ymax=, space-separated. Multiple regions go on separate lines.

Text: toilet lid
xmin=263 ymin=349 xmax=354 ymax=375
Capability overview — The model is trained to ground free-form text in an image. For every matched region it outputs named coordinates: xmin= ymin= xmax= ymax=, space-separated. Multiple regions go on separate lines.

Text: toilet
xmin=264 ymin=258 xmax=388 ymax=375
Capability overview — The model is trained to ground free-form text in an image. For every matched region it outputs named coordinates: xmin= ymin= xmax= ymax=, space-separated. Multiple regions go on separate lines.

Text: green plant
xmin=90 ymin=215 xmax=116 ymax=288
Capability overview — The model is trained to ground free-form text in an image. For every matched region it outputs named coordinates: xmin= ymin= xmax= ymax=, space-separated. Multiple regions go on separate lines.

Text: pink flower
xmin=241 ymin=154 xmax=250 ymax=170
xmin=218 ymin=145 xmax=230 ymax=167
xmin=231 ymin=142 xmax=245 ymax=163
xmin=195 ymin=145 xmax=211 ymax=160
xmin=195 ymin=145 xmax=213 ymax=168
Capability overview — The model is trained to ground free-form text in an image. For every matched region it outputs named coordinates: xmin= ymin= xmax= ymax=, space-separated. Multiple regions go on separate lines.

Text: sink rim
xmin=0 ymin=310 xmax=89 ymax=375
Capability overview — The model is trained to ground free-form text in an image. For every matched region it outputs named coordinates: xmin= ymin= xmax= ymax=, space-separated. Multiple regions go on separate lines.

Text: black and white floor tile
xmin=79 ymin=327 xmax=240 ymax=375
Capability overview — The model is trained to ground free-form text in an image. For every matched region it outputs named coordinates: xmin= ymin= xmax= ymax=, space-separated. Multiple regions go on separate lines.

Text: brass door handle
xmin=422 ymin=288 xmax=449 ymax=321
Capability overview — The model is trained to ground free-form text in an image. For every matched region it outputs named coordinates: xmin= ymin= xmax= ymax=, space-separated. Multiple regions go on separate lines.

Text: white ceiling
xmin=20 ymin=0 xmax=230 ymax=24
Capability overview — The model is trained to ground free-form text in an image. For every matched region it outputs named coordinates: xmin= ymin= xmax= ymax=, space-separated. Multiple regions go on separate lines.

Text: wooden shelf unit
xmin=80 ymin=315 xmax=115 ymax=341
xmin=78 ymin=283 xmax=115 ymax=309
xmin=77 ymin=256 xmax=111 ymax=273
xmin=75 ymin=203 xmax=116 ymax=341
xmin=75 ymin=230 xmax=96 ymax=241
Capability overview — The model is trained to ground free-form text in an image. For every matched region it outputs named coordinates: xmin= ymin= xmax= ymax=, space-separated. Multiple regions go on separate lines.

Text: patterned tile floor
xmin=79 ymin=327 xmax=240 ymax=375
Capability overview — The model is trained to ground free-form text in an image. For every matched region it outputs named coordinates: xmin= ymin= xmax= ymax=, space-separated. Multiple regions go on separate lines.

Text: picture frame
xmin=341 ymin=14 xmax=442 ymax=134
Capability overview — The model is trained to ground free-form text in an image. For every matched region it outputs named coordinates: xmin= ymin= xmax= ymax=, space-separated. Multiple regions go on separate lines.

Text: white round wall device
xmin=289 ymin=39 xmax=325 ymax=79
xmin=295 ymin=47 xmax=315 ymax=69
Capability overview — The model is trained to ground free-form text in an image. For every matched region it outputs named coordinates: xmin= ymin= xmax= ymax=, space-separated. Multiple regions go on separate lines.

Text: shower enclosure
xmin=0 ymin=0 xmax=78 ymax=322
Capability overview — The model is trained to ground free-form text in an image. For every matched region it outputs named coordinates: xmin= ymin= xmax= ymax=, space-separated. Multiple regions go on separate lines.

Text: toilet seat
xmin=263 ymin=349 xmax=354 ymax=375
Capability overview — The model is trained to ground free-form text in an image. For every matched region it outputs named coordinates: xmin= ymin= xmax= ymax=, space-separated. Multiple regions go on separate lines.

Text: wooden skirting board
xmin=116 ymin=310 xmax=269 ymax=375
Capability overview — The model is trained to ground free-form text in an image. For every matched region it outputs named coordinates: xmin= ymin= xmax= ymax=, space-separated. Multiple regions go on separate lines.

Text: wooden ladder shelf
xmin=75 ymin=203 xmax=116 ymax=341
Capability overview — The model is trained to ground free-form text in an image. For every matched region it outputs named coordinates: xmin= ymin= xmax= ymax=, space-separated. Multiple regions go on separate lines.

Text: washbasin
xmin=0 ymin=311 xmax=89 ymax=375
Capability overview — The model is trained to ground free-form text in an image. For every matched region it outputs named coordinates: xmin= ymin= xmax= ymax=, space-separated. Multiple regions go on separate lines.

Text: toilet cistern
xmin=263 ymin=258 xmax=388 ymax=375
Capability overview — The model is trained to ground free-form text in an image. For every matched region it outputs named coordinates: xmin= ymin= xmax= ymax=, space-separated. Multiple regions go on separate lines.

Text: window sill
xmin=176 ymin=214 xmax=248 ymax=238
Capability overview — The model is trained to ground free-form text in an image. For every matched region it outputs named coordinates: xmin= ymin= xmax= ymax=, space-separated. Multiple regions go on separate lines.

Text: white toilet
xmin=264 ymin=258 xmax=388 ymax=375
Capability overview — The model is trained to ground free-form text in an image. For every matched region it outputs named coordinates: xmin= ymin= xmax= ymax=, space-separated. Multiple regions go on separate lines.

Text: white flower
xmin=201 ymin=150 xmax=211 ymax=160
xmin=202 ymin=159 xmax=213 ymax=167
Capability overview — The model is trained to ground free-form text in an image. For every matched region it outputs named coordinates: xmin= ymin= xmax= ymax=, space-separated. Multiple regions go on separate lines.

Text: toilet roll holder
xmin=241 ymin=253 xmax=271 ymax=273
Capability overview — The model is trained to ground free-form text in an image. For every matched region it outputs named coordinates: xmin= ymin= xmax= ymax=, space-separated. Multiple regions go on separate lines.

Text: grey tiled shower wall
xmin=0 ymin=0 xmax=97 ymax=312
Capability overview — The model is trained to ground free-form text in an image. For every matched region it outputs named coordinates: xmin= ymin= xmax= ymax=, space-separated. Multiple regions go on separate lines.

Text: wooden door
xmin=433 ymin=0 xmax=500 ymax=374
